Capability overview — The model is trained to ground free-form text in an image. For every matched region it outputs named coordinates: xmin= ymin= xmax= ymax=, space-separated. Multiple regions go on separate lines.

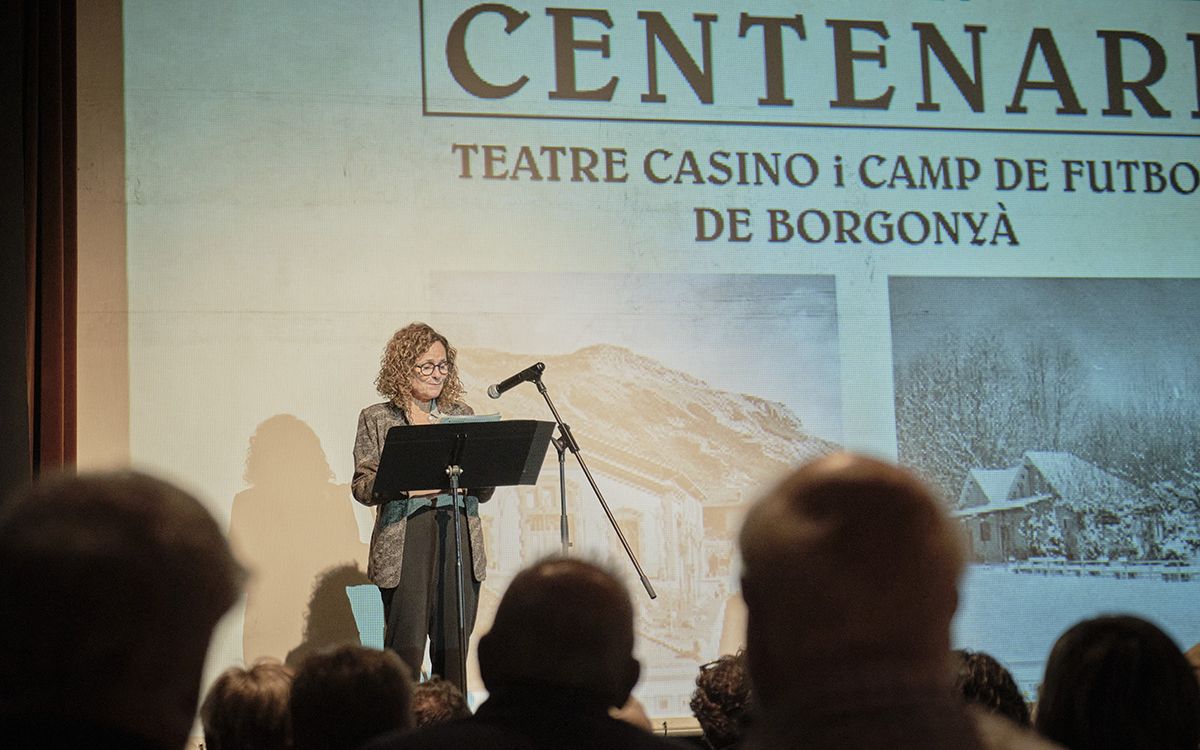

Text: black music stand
xmin=374 ymin=419 xmax=555 ymax=691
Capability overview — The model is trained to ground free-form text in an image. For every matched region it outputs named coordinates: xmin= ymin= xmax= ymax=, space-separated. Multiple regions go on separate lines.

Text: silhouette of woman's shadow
xmin=230 ymin=414 xmax=369 ymax=664
xmin=284 ymin=563 xmax=375 ymax=667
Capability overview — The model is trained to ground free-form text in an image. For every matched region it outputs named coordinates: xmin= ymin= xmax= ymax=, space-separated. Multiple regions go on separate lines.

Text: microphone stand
xmin=534 ymin=376 xmax=657 ymax=600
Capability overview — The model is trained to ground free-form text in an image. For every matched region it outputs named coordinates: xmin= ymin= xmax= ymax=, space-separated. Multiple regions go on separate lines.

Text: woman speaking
xmin=352 ymin=322 xmax=492 ymax=690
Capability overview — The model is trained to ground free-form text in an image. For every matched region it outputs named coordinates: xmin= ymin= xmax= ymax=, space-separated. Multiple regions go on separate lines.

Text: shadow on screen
xmin=229 ymin=413 xmax=368 ymax=664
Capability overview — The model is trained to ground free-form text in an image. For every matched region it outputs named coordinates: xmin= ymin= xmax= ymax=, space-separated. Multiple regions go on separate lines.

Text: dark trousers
xmin=379 ymin=505 xmax=479 ymax=692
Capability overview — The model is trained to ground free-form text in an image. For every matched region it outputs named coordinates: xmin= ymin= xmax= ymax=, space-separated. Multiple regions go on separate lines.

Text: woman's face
xmin=408 ymin=340 xmax=449 ymax=404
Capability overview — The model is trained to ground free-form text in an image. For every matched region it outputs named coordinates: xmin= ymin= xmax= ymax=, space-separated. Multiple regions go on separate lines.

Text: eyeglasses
xmin=414 ymin=360 xmax=451 ymax=376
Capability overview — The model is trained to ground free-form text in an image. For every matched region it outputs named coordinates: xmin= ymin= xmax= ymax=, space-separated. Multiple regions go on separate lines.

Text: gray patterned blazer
xmin=352 ymin=401 xmax=493 ymax=587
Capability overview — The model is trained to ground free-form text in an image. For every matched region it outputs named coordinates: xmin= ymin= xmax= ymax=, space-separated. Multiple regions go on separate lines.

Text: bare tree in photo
xmin=1020 ymin=340 xmax=1082 ymax=451
xmin=897 ymin=333 xmax=1093 ymax=504
xmin=896 ymin=333 xmax=1025 ymax=501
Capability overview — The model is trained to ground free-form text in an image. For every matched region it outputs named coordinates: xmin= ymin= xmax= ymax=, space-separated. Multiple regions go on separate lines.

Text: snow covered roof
xmin=953 ymin=451 xmax=1148 ymax=519
xmin=952 ymin=493 xmax=1053 ymax=518
xmin=1023 ymin=451 xmax=1141 ymax=508
xmin=970 ymin=467 xmax=1021 ymax=502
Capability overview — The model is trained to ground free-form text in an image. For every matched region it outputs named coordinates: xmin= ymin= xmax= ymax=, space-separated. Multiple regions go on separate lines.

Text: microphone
xmin=488 ymin=362 xmax=545 ymax=399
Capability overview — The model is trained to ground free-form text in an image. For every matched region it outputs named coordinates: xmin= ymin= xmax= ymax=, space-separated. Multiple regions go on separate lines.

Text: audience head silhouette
xmin=954 ymin=650 xmax=1031 ymax=727
xmin=289 ymin=644 xmax=414 ymax=750
xmin=739 ymin=453 xmax=963 ymax=704
xmin=0 ymin=470 xmax=243 ymax=749
xmin=1036 ymin=615 xmax=1200 ymax=750
xmin=200 ymin=660 xmax=293 ymax=750
xmin=735 ymin=453 xmax=1067 ymax=750
xmin=362 ymin=556 xmax=682 ymax=750
xmin=411 ymin=676 xmax=471 ymax=727
xmin=477 ymin=556 xmax=640 ymax=708
xmin=689 ymin=651 xmax=751 ymax=750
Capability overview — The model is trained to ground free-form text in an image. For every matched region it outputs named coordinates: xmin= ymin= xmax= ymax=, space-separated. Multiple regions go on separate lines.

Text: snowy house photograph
xmin=890 ymin=277 xmax=1200 ymax=568
xmin=889 ymin=277 xmax=1200 ymax=698
xmin=954 ymin=451 xmax=1163 ymax=563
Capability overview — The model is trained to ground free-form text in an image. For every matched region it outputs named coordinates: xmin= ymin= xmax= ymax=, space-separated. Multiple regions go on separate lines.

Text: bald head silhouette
xmin=477 ymin=558 xmax=640 ymax=708
xmin=739 ymin=453 xmax=964 ymax=709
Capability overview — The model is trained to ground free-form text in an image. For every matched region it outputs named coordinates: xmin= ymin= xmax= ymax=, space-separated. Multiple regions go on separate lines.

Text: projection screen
xmin=91 ymin=0 xmax=1200 ymax=715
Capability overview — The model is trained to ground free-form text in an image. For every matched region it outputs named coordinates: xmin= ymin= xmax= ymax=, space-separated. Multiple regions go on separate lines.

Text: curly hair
xmin=689 ymin=651 xmax=751 ymax=750
xmin=411 ymin=676 xmax=472 ymax=727
xmin=953 ymin=649 xmax=1030 ymax=727
xmin=374 ymin=322 xmax=464 ymax=407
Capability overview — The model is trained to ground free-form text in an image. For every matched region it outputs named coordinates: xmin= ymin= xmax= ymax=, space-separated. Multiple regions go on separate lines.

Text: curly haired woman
xmin=690 ymin=651 xmax=751 ymax=749
xmin=352 ymin=323 xmax=493 ymax=692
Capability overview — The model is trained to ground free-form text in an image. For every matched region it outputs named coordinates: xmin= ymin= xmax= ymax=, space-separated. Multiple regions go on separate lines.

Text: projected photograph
xmin=890 ymin=276 xmax=1200 ymax=690
xmin=427 ymin=271 xmax=843 ymax=713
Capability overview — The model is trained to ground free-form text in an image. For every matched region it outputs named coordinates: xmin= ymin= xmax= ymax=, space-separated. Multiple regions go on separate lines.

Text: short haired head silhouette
xmin=0 ymin=470 xmax=243 ymax=749
xmin=478 ymin=556 xmax=640 ymax=708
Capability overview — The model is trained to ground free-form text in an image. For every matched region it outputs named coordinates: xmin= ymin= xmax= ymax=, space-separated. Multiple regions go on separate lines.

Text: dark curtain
xmin=1 ymin=5 xmax=29 ymax=494
xmin=5 ymin=0 xmax=77 ymax=490
xmin=27 ymin=0 xmax=79 ymax=474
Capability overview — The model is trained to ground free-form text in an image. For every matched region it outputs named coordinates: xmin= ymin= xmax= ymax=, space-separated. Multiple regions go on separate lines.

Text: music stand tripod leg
xmin=446 ymin=464 xmax=469 ymax=693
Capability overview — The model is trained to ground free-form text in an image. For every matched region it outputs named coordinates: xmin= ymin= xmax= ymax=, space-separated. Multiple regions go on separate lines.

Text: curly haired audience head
xmin=289 ymin=644 xmax=414 ymax=750
xmin=0 ymin=470 xmax=243 ymax=749
xmin=689 ymin=651 xmax=751 ymax=750
xmin=953 ymin=650 xmax=1030 ymax=727
xmin=411 ymin=676 xmax=471 ymax=727
xmin=1035 ymin=615 xmax=1200 ymax=750
xmin=375 ymin=322 xmax=463 ymax=407
xmin=201 ymin=660 xmax=294 ymax=750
